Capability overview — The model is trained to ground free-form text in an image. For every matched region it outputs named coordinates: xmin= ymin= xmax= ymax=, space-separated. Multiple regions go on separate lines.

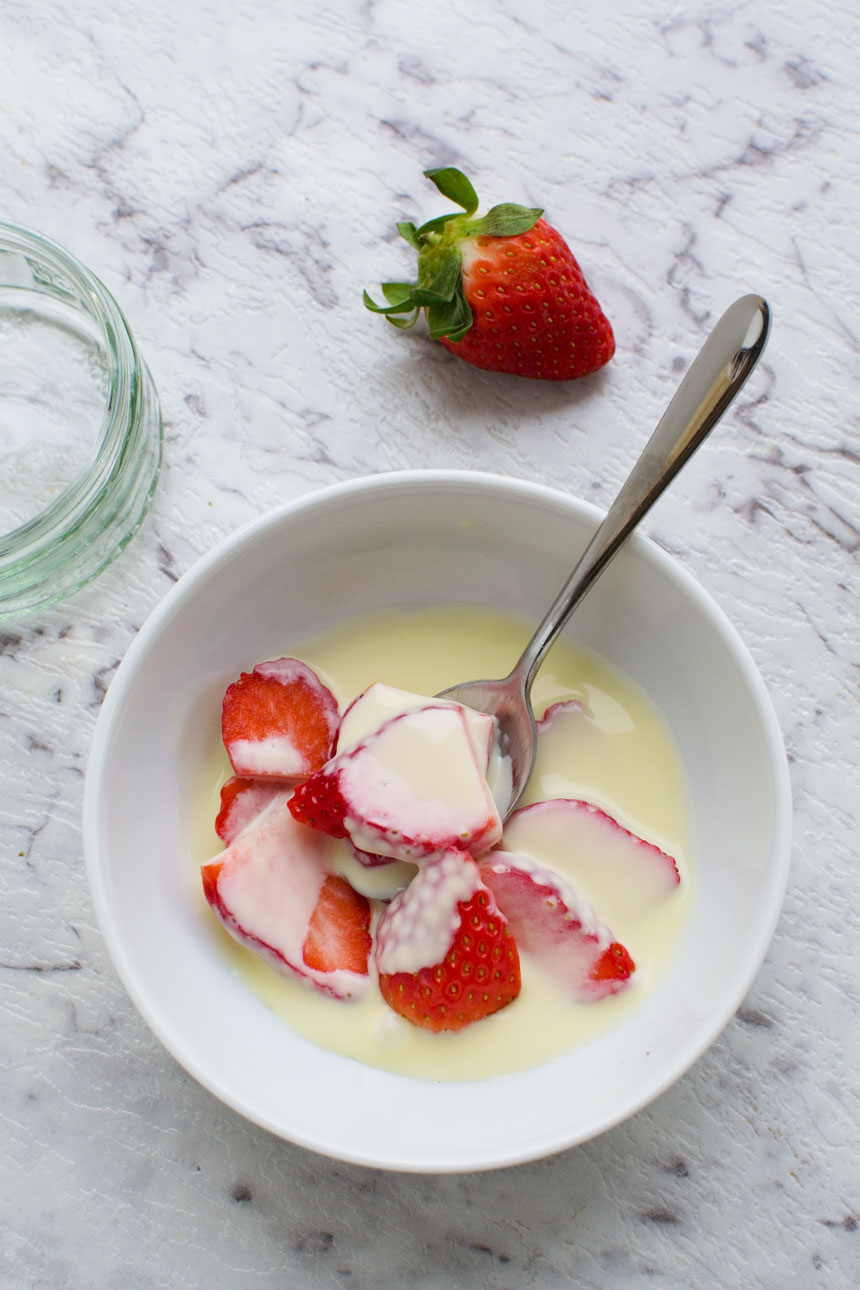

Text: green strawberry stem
xmin=364 ymin=168 xmax=543 ymax=343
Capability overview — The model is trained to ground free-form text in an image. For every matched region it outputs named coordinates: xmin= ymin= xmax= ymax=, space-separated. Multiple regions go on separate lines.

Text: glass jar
xmin=0 ymin=222 xmax=162 ymax=619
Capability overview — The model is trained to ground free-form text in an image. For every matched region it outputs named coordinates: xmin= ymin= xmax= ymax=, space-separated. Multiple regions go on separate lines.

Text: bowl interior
xmin=84 ymin=472 xmax=791 ymax=1171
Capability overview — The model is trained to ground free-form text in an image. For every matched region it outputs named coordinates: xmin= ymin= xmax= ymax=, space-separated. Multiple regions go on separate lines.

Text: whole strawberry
xmin=364 ymin=167 xmax=615 ymax=381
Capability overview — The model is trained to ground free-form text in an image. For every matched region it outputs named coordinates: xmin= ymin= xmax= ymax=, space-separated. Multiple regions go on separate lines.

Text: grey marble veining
xmin=2 ymin=0 xmax=859 ymax=1286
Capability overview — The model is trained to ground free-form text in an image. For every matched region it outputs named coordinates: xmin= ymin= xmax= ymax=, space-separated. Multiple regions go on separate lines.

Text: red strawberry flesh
xmin=445 ymin=219 xmax=615 ymax=380
xmin=376 ymin=849 xmax=521 ymax=1032
xmin=288 ymin=770 xmax=350 ymax=838
xmin=221 ymin=658 xmax=339 ymax=779
xmin=592 ymin=941 xmax=636 ymax=982
xmin=200 ymin=858 xmax=223 ymax=910
xmin=302 ymin=873 xmax=372 ymax=974
xmin=215 ymin=776 xmax=284 ymax=845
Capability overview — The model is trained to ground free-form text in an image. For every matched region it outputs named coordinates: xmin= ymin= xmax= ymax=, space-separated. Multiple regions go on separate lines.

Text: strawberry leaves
xmin=362 ymin=282 xmax=420 ymax=329
xmin=364 ymin=167 xmax=542 ymax=343
xmin=423 ymin=166 xmax=479 ymax=214
xmin=466 ymin=203 xmax=544 ymax=237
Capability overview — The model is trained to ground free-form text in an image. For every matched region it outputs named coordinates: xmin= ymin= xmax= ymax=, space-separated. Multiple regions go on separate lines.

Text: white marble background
xmin=2 ymin=0 xmax=859 ymax=1285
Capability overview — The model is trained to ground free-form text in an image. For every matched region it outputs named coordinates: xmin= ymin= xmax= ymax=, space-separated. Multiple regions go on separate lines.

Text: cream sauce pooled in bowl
xmin=191 ymin=605 xmax=692 ymax=1082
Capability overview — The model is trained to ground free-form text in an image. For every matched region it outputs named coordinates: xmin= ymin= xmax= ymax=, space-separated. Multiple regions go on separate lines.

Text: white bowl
xmin=83 ymin=470 xmax=791 ymax=1172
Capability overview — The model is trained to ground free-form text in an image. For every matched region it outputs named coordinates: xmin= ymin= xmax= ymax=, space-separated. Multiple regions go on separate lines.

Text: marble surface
xmin=2 ymin=0 xmax=859 ymax=1285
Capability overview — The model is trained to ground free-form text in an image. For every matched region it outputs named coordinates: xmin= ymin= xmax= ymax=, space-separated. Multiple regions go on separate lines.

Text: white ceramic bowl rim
xmin=83 ymin=469 xmax=792 ymax=1172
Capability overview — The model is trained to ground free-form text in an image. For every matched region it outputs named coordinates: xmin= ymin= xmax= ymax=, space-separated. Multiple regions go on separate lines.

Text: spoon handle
xmin=515 ymin=293 xmax=771 ymax=692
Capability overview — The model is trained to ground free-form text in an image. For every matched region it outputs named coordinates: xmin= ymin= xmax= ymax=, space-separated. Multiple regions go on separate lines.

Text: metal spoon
xmin=438 ymin=293 xmax=771 ymax=817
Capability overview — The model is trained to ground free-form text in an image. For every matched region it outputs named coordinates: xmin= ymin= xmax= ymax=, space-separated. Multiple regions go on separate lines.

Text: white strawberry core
xmin=337 ymin=705 xmax=502 ymax=861
xmin=375 ymin=850 xmax=483 ymax=976
xmin=227 ymin=736 xmax=310 ymax=777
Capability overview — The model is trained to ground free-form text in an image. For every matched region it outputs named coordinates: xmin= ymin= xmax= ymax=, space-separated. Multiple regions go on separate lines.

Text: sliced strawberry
xmin=502 ymin=798 xmax=680 ymax=926
xmin=302 ymin=874 xmax=372 ymax=974
xmin=221 ymin=658 xmax=339 ymax=780
xmin=592 ymin=941 xmax=636 ymax=982
xmin=288 ymin=770 xmax=350 ymax=838
xmin=215 ymin=776 xmax=284 ymax=845
xmin=294 ymin=705 xmax=502 ymax=864
xmin=478 ymin=851 xmax=634 ymax=1001
xmin=200 ymin=858 xmax=223 ymax=909
xmin=336 ymin=681 xmax=495 ymax=771
xmin=201 ymin=792 xmax=370 ymax=999
xmin=376 ymin=849 xmax=521 ymax=1032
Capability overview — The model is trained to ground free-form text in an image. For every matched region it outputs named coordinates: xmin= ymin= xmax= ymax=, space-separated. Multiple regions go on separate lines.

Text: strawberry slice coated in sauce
xmin=479 ymin=850 xmax=634 ymax=1001
xmin=201 ymin=793 xmax=371 ymax=999
xmin=291 ymin=705 xmax=502 ymax=863
xmin=502 ymin=798 xmax=681 ymax=920
xmin=215 ymin=776 xmax=284 ymax=845
xmin=376 ymin=849 xmax=521 ymax=1032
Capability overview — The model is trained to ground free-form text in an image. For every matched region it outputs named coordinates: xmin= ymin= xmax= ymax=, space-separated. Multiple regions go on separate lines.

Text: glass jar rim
xmin=0 ymin=221 xmax=162 ymax=616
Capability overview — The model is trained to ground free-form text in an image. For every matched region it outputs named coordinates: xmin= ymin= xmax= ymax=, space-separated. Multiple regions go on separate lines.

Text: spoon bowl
xmin=439 ymin=293 xmax=770 ymax=816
